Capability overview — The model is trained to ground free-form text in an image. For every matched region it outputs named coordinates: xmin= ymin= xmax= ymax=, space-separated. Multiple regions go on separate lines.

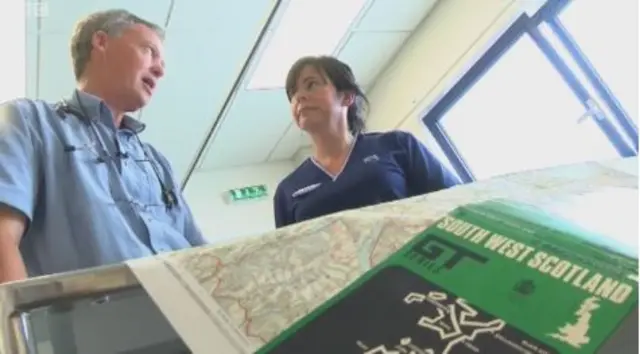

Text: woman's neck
xmin=311 ymin=128 xmax=354 ymax=161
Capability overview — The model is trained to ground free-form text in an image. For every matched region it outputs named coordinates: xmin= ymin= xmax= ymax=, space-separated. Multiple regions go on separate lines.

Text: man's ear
xmin=91 ymin=30 xmax=110 ymax=54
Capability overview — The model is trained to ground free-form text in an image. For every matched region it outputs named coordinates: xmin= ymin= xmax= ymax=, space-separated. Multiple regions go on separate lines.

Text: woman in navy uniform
xmin=273 ymin=56 xmax=460 ymax=228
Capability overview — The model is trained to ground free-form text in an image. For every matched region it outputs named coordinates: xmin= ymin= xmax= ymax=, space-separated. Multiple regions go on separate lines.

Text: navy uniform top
xmin=0 ymin=90 xmax=207 ymax=277
xmin=273 ymin=130 xmax=461 ymax=228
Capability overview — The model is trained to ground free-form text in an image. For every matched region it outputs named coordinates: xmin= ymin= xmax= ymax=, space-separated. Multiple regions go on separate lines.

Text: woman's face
xmin=290 ymin=65 xmax=350 ymax=132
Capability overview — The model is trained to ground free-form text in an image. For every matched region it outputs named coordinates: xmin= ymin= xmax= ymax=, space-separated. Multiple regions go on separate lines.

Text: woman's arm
xmin=273 ymin=184 xmax=294 ymax=228
xmin=401 ymin=131 xmax=461 ymax=196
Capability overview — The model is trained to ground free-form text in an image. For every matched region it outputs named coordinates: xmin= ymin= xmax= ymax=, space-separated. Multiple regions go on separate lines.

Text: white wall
xmin=183 ymin=0 xmax=544 ymax=244
xmin=0 ymin=1 xmax=26 ymax=102
xmin=293 ymin=146 xmax=312 ymax=166
xmin=184 ymin=161 xmax=295 ymax=244
xmin=365 ymin=0 xmax=539 ymax=169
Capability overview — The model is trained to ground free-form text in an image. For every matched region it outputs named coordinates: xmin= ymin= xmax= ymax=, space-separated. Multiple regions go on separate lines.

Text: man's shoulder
xmin=1 ymin=97 xmax=61 ymax=129
xmin=2 ymin=97 xmax=57 ymax=114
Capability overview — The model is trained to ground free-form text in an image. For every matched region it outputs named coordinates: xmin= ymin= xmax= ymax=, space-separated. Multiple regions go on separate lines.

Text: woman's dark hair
xmin=285 ymin=56 xmax=369 ymax=135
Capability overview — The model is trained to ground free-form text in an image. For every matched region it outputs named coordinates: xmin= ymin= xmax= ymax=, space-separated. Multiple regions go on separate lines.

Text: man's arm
xmin=0 ymin=208 xmax=27 ymax=283
xmin=0 ymin=101 xmax=41 ymax=283
xmin=177 ymin=190 xmax=207 ymax=246
xmin=182 ymin=205 xmax=208 ymax=247
xmin=144 ymin=145 xmax=207 ymax=247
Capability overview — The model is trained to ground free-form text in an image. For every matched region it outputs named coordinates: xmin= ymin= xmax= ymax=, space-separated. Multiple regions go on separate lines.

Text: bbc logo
xmin=26 ymin=1 xmax=48 ymax=18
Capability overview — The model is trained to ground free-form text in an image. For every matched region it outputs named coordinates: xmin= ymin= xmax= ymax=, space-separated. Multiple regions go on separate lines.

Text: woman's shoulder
xmin=359 ymin=129 xmax=417 ymax=148
xmin=275 ymin=158 xmax=316 ymax=195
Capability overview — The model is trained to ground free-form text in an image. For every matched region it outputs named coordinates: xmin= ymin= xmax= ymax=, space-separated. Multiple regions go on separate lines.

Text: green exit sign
xmin=228 ymin=184 xmax=268 ymax=202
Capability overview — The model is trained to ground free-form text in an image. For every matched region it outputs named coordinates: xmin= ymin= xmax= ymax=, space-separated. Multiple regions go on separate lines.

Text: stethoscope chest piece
xmin=162 ymin=188 xmax=178 ymax=209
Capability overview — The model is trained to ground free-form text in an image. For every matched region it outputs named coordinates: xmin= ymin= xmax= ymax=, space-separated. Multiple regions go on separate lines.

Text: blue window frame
xmin=422 ymin=0 xmax=638 ymax=183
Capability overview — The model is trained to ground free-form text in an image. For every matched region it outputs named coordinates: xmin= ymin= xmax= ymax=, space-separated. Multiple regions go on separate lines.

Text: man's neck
xmin=77 ymin=80 xmax=125 ymax=127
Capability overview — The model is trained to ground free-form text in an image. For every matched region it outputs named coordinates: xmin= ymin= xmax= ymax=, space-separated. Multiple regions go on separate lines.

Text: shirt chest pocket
xmin=121 ymin=148 xmax=164 ymax=207
xmin=58 ymin=134 xmax=114 ymax=201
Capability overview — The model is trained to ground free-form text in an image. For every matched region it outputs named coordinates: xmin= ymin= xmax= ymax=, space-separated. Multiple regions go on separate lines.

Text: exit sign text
xmin=228 ymin=185 xmax=268 ymax=202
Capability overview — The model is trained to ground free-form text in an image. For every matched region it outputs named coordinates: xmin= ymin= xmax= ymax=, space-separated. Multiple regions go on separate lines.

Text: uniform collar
xmin=67 ymin=90 xmax=146 ymax=134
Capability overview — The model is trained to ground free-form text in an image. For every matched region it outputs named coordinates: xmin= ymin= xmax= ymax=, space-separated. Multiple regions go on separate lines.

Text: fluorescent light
xmin=247 ymin=0 xmax=368 ymax=90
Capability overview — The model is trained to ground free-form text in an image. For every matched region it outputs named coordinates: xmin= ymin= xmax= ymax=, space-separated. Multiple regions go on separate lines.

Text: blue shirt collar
xmin=67 ymin=90 xmax=146 ymax=134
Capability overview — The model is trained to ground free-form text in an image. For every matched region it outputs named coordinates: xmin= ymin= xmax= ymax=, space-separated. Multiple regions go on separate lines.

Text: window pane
xmin=440 ymin=34 xmax=619 ymax=180
xmin=538 ymin=23 xmax=631 ymax=145
xmin=560 ymin=0 xmax=638 ymax=126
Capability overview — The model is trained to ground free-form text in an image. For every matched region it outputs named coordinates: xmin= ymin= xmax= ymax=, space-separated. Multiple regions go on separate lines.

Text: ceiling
xmin=26 ymin=0 xmax=438 ymax=186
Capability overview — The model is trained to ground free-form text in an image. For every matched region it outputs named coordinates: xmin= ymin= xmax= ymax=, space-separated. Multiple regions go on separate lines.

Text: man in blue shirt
xmin=0 ymin=9 xmax=207 ymax=283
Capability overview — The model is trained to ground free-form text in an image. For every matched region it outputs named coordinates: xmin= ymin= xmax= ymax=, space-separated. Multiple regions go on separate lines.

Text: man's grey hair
xmin=70 ymin=9 xmax=165 ymax=80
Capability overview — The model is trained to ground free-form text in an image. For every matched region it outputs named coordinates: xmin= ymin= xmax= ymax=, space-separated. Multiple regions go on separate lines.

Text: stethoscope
xmin=54 ymin=93 xmax=178 ymax=210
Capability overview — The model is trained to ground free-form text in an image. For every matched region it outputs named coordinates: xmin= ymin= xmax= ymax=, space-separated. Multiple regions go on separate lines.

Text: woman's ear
xmin=340 ymin=91 xmax=356 ymax=107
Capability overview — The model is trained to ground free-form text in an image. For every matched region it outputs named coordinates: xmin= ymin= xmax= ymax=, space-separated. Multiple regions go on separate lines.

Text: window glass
xmin=440 ymin=34 xmax=619 ymax=180
xmin=560 ymin=0 xmax=638 ymax=126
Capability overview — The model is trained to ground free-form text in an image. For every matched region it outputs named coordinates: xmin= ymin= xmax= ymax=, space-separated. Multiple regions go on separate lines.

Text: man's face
xmin=92 ymin=24 xmax=165 ymax=112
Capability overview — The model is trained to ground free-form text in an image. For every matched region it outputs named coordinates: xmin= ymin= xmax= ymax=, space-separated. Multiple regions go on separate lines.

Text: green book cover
xmin=256 ymin=199 xmax=638 ymax=354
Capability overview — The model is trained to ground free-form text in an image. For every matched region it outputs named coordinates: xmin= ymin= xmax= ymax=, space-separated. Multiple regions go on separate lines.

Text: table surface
xmin=158 ymin=157 xmax=638 ymax=350
xmin=1 ymin=157 xmax=637 ymax=353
